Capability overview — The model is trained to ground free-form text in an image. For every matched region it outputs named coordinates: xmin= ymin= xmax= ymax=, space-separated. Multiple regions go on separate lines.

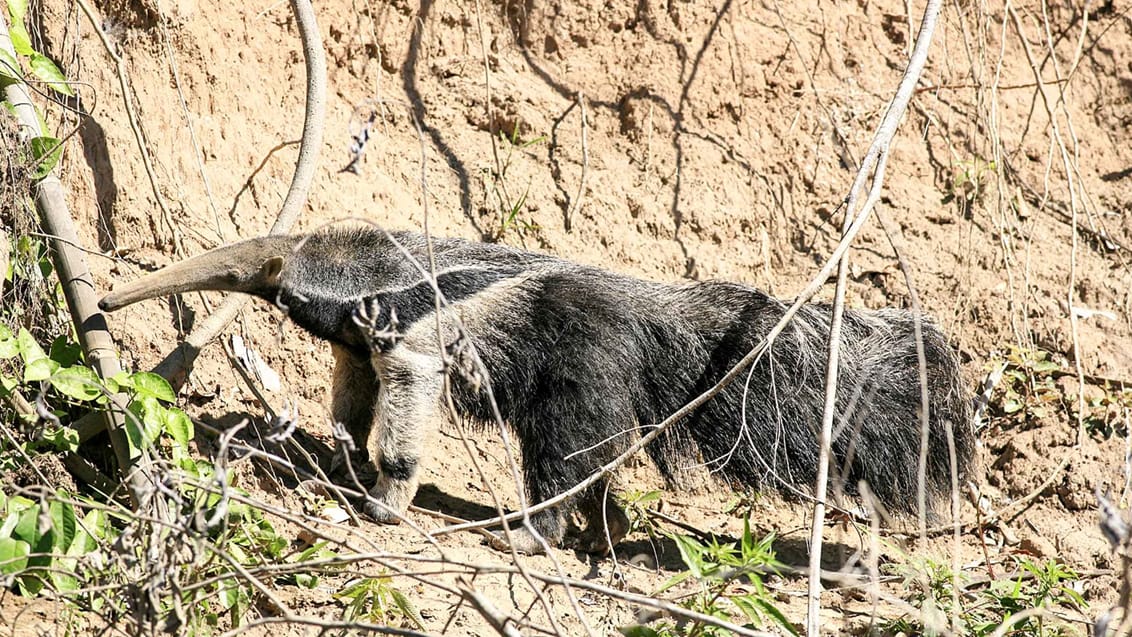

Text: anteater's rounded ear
xmin=261 ymin=255 xmax=285 ymax=285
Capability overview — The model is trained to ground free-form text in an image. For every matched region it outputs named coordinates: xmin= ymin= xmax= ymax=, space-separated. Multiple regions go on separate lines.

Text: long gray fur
xmin=99 ymin=227 xmax=975 ymax=554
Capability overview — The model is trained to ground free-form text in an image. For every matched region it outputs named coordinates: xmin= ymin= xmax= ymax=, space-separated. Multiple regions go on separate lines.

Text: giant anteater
xmin=100 ymin=227 xmax=974 ymax=554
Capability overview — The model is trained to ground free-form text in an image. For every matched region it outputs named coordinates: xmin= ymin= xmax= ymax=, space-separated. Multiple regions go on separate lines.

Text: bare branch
xmin=150 ymin=0 xmax=327 ymax=390
xmin=805 ymin=0 xmax=944 ymax=634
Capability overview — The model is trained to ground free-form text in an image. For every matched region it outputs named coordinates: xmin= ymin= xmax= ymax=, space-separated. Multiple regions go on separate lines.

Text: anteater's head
xmin=98 ymin=235 xmax=302 ymax=312
xmin=98 ymin=229 xmax=422 ymax=347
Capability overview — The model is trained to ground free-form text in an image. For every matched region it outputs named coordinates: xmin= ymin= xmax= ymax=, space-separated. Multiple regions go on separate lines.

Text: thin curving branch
xmin=151 ymin=0 xmax=327 ymax=389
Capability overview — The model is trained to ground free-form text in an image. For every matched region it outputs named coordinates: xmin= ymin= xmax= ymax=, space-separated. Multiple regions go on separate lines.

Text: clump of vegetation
xmin=942 ymin=156 xmax=997 ymax=213
xmin=483 ymin=126 xmax=546 ymax=240
xmin=335 ymin=572 xmax=426 ymax=629
xmin=886 ymin=555 xmax=1086 ymax=637
xmin=988 ymin=345 xmax=1131 ymax=438
xmin=616 ymin=488 xmax=664 ymax=537
xmin=623 ymin=520 xmax=798 ymax=637
xmin=992 ymin=345 xmax=1063 ymax=426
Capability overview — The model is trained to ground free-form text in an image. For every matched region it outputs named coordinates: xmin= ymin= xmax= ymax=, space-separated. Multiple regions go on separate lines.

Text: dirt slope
xmin=9 ymin=0 xmax=1132 ymax=633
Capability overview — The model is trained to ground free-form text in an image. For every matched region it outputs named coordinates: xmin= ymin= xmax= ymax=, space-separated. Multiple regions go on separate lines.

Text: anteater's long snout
xmin=99 ymin=236 xmax=300 ymax=312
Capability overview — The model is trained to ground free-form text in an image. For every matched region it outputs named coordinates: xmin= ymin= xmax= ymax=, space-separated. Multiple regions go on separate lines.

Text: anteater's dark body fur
xmin=101 ymin=227 xmax=974 ymax=553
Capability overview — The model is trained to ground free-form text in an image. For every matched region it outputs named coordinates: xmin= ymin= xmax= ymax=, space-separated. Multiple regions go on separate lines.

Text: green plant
xmin=334 ymin=573 xmax=426 ymax=629
xmin=0 ymin=320 xmax=343 ymax=632
xmin=483 ymin=126 xmax=546 ymax=240
xmin=988 ymin=345 xmax=1131 ymax=438
xmin=992 ymin=345 xmax=1062 ymax=425
xmin=622 ymin=521 xmax=796 ymax=637
xmin=616 ymin=489 xmax=663 ymax=537
xmin=942 ymin=156 xmax=996 ymax=209
xmin=1 ymin=0 xmax=74 ymax=180
xmin=0 ymin=489 xmax=111 ymax=596
xmin=723 ymin=490 xmax=763 ymax=520
xmin=1081 ymin=383 xmax=1132 ymax=439
xmin=886 ymin=555 xmax=1086 ymax=636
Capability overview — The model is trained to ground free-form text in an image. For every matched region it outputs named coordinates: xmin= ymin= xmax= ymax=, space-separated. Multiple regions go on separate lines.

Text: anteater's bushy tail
xmin=651 ymin=283 xmax=974 ymax=515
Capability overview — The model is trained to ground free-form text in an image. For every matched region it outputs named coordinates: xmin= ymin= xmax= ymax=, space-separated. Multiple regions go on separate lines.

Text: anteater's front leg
xmin=329 ymin=344 xmax=378 ymax=477
xmin=363 ymin=347 xmax=445 ymax=524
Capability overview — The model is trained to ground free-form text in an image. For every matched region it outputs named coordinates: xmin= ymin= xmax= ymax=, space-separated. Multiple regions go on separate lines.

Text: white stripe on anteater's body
xmin=99 ymin=226 xmax=976 ymax=555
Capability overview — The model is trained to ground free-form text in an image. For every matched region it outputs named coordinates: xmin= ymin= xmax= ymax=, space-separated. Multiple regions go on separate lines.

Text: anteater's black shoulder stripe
xmin=359 ymin=266 xmax=526 ymax=348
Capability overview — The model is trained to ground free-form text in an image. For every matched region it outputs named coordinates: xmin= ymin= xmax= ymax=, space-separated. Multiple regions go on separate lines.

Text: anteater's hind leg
xmin=329 ymin=344 xmax=379 ymax=479
xmin=364 ymin=346 xmax=446 ymax=524
xmin=571 ymin=483 xmax=630 ymax=555
xmin=489 ymin=383 xmax=633 ymax=554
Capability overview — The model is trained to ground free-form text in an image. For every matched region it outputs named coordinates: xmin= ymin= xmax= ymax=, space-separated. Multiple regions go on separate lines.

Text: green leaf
xmin=50 ymin=557 xmax=79 ymax=591
xmin=752 ymin=597 xmax=798 ymax=635
xmin=0 ymin=511 xmax=18 ymax=540
xmin=0 ymin=48 xmax=20 ymax=83
xmin=0 ymin=328 xmax=17 ymax=359
xmin=672 ymin=533 xmax=706 ymax=579
xmin=391 ymin=588 xmax=426 ymax=630
xmin=125 ymin=397 xmax=163 ymax=458
xmin=619 ymin=626 xmax=661 ymax=637
xmin=7 ymin=0 xmax=28 ymax=21
xmin=50 ymin=365 xmax=102 ymax=401
xmin=334 ymin=579 xmax=367 ymax=601
xmin=16 ymin=328 xmax=46 ymax=364
xmin=218 ymin=580 xmax=242 ymax=610
xmin=81 ymin=509 xmax=110 ymax=542
xmin=29 ymin=136 xmax=62 ymax=179
xmin=24 ymin=356 xmax=58 ymax=382
xmin=163 ymin=407 xmax=193 ymax=449
xmin=124 ymin=404 xmax=145 ymax=458
xmin=48 ymin=337 xmax=82 ymax=367
xmin=12 ymin=503 xmax=39 ymax=544
xmin=66 ymin=523 xmax=97 ymax=557
xmin=100 ymin=374 xmax=120 ymax=395
xmin=41 ymin=426 xmax=79 ymax=452
xmin=731 ymin=593 xmax=762 ymax=623
xmin=39 ymin=498 xmax=79 ymax=592
xmin=8 ymin=21 xmax=32 ymax=57
xmin=28 ymin=54 xmax=72 ymax=96
xmin=0 ymin=537 xmax=30 ymax=575
xmin=292 ymin=572 xmax=319 ymax=589
xmin=129 ymin=372 xmax=176 ymax=402
xmin=48 ymin=497 xmax=76 ymax=554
